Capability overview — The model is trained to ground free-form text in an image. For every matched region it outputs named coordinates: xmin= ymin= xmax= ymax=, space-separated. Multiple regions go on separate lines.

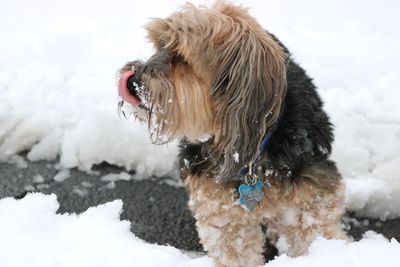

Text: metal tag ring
xmin=245 ymin=173 xmax=257 ymax=185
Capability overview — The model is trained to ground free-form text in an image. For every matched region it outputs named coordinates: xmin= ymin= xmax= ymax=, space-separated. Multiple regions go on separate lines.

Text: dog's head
xmin=119 ymin=1 xmax=287 ymax=181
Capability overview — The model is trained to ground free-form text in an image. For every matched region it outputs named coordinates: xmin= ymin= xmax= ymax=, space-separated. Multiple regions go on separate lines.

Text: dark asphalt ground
xmin=1 ymin=156 xmax=400 ymax=261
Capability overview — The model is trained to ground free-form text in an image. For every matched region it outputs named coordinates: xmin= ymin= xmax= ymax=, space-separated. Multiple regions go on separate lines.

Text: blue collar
xmin=238 ymin=131 xmax=272 ymax=177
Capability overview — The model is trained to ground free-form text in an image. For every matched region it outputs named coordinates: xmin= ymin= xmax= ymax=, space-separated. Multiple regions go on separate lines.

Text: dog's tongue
xmin=118 ymin=70 xmax=141 ymax=106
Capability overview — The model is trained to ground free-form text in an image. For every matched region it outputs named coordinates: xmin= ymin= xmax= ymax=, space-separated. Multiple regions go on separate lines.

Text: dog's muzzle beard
xmin=119 ymin=47 xmax=171 ymax=105
xmin=118 ymin=59 xmax=178 ymax=144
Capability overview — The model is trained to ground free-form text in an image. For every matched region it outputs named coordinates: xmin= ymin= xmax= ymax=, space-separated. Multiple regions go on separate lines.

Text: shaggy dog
xmin=118 ymin=1 xmax=347 ymax=266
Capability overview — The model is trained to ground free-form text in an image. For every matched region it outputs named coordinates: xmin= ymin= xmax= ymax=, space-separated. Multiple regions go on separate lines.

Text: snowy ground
xmin=1 ymin=193 xmax=399 ymax=267
xmin=1 ymin=0 xmax=400 ymax=266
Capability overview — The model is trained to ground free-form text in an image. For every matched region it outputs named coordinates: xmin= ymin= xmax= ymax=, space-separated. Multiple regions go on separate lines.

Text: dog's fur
xmin=119 ymin=2 xmax=347 ymax=266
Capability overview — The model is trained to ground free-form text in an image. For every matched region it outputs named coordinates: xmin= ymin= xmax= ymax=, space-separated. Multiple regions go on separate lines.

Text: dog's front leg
xmin=184 ymin=174 xmax=265 ymax=267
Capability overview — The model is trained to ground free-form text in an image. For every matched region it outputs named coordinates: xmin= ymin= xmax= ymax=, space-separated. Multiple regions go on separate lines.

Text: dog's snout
xmin=118 ymin=69 xmax=141 ymax=107
xmin=127 ymin=73 xmax=141 ymax=94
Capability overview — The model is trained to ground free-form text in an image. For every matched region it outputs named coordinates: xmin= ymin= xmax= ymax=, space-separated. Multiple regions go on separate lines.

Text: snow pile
xmin=1 ymin=193 xmax=400 ymax=267
xmin=268 ymin=233 xmax=400 ymax=267
xmin=0 ymin=0 xmax=399 ymax=217
xmin=0 ymin=193 xmax=211 ymax=267
xmin=0 ymin=0 xmax=178 ymax=178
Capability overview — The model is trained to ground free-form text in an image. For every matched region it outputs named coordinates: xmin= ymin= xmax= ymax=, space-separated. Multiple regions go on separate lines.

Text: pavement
xmin=1 ymin=155 xmax=400 ymax=261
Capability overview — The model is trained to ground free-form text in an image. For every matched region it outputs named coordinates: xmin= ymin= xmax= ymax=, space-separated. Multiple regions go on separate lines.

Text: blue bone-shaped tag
xmin=239 ymin=180 xmax=264 ymax=212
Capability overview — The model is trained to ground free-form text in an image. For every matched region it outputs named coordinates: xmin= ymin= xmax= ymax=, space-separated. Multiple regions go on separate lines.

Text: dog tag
xmin=239 ymin=180 xmax=264 ymax=212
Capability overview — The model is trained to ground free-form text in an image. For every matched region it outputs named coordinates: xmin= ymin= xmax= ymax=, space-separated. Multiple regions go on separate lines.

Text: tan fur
xmin=184 ymin=176 xmax=265 ymax=267
xmin=170 ymin=64 xmax=215 ymax=139
xmin=145 ymin=1 xmax=287 ymax=180
xmin=185 ymin=166 xmax=346 ymax=267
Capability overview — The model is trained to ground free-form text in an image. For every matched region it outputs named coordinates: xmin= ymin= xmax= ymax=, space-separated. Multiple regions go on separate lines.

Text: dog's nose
xmin=127 ymin=73 xmax=140 ymax=94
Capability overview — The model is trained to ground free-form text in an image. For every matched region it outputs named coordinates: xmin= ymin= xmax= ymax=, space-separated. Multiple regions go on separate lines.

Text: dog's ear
xmin=211 ymin=14 xmax=287 ymax=181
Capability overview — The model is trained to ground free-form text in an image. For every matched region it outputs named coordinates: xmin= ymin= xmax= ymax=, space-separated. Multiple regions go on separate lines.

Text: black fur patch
xmin=179 ymin=36 xmax=336 ymax=184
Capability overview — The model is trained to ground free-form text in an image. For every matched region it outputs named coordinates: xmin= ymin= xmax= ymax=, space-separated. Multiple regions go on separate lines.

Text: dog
xmin=118 ymin=1 xmax=347 ymax=266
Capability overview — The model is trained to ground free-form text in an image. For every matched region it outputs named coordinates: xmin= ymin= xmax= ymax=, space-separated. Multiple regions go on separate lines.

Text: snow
xmin=0 ymin=193 xmax=212 ymax=267
xmin=32 ymin=174 xmax=45 ymax=183
xmin=233 ymin=152 xmax=240 ymax=163
xmin=53 ymin=169 xmax=71 ymax=182
xmin=101 ymin=171 xmax=131 ymax=182
xmin=1 ymin=193 xmax=400 ymax=267
xmin=268 ymin=233 xmax=400 ymax=267
xmin=0 ymin=0 xmax=178 ymax=178
xmin=0 ymin=0 xmax=400 ymax=265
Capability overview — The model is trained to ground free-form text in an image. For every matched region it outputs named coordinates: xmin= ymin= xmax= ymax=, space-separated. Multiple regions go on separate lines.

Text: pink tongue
xmin=118 ymin=70 xmax=141 ymax=106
